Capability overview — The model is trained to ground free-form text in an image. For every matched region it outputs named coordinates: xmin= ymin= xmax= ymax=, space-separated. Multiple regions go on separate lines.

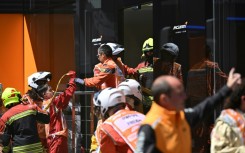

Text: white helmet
xmin=118 ymin=79 xmax=142 ymax=103
xmin=28 ymin=72 xmax=51 ymax=89
xmin=98 ymin=88 xmax=125 ymax=117
xmin=101 ymin=43 xmax=124 ymax=55
xmin=93 ymin=91 xmax=101 ymax=106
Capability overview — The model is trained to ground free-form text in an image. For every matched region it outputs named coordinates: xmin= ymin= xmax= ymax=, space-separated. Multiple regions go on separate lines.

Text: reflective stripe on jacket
xmin=13 ymin=142 xmax=43 ymax=153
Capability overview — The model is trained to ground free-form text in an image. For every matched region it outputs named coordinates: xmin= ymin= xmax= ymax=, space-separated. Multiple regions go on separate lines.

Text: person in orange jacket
xmin=25 ymin=71 xmax=77 ymax=153
xmin=76 ymin=44 xmax=122 ymax=90
xmin=105 ymin=42 xmax=137 ymax=79
xmin=135 ymin=68 xmax=241 ymax=153
xmin=90 ymin=79 xmax=144 ymax=153
xmin=97 ymin=88 xmax=145 ymax=153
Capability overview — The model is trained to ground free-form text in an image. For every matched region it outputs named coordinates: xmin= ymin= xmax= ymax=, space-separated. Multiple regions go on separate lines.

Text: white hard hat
xmin=28 ymin=72 xmax=51 ymax=89
xmin=98 ymin=88 xmax=125 ymax=117
xmin=118 ymin=79 xmax=142 ymax=103
xmin=101 ymin=43 xmax=124 ymax=55
xmin=93 ymin=91 xmax=101 ymax=106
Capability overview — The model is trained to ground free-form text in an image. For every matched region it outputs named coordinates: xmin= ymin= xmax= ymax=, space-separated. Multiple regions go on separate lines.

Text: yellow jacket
xmin=142 ymin=102 xmax=191 ymax=153
xmin=90 ymin=135 xmax=98 ymax=153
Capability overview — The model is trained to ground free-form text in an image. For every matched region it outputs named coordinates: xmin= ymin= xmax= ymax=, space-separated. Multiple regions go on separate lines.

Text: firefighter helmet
xmin=118 ymin=79 xmax=142 ymax=103
xmin=142 ymin=38 xmax=153 ymax=52
xmin=28 ymin=72 xmax=52 ymax=89
xmin=104 ymin=43 xmax=124 ymax=56
xmin=1 ymin=88 xmax=21 ymax=108
xmin=98 ymin=88 xmax=125 ymax=117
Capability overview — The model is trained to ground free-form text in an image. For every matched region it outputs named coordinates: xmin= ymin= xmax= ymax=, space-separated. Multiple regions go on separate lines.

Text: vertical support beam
xmin=72 ymin=94 xmax=76 ymax=153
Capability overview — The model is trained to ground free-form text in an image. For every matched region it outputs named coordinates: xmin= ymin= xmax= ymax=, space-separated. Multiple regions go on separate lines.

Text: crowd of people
xmin=0 ymin=38 xmax=244 ymax=153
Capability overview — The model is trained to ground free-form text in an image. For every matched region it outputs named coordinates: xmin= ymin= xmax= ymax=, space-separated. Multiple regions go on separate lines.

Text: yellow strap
xmin=44 ymin=74 xmax=67 ymax=111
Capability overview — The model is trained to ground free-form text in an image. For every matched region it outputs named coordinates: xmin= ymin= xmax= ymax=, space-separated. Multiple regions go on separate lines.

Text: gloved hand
xmin=75 ymin=78 xmax=84 ymax=85
xmin=66 ymin=71 xmax=76 ymax=78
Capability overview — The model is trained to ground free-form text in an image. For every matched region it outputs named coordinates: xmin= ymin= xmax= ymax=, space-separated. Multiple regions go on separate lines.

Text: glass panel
xmin=153 ymin=0 xmax=230 ymax=152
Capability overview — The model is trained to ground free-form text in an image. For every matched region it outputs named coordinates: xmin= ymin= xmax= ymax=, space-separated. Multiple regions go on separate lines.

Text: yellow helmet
xmin=1 ymin=88 xmax=21 ymax=108
xmin=142 ymin=38 xmax=153 ymax=52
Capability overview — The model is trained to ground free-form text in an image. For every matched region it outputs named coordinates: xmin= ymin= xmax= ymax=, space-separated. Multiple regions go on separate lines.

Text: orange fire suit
xmin=45 ymin=78 xmax=76 ymax=153
xmin=99 ymin=109 xmax=145 ymax=153
xmin=44 ymin=78 xmax=76 ymax=153
xmin=84 ymin=58 xmax=122 ymax=90
xmin=114 ymin=57 xmax=137 ymax=78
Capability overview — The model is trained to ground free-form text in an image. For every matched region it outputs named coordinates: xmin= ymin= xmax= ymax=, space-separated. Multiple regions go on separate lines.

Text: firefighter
xmin=154 ymin=42 xmax=183 ymax=82
xmin=135 ymin=68 xmax=241 ymax=153
xmin=135 ymin=38 xmax=156 ymax=114
xmin=0 ymin=87 xmax=50 ymax=153
xmin=26 ymin=71 xmax=77 ymax=153
xmin=90 ymin=79 xmax=143 ymax=153
xmin=105 ymin=42 xmax=136 ymax=79
xmin=118 ymin=79 xmax=143 ymax=113
xmin=98 ymin=88 xmax=145 ymax=153
xmin=76 ymin=45 xmax=122 ymax=90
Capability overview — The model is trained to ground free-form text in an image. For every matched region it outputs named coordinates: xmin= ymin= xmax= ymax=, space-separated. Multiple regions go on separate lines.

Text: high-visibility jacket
xmin=89 ymin=104 xmax=135 ymax=153
xmin=99 ymin=109 xmax=145 ymax=153
xmin=84 ymin=58 xmax=123 ymax=90
xmin=138 ymin=102 xmax=191 ymax=153
xmin=211 ymin=109 xmax=245 ymax=153
xmin=0 ymin=103 xmax=50 ymax=153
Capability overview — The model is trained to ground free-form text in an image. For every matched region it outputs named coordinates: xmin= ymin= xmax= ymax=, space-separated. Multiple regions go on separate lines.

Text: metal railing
xmin=57 ymin=90 xmax=95 ymax=153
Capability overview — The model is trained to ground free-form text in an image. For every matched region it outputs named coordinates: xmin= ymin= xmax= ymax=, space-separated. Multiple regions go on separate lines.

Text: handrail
xmin=56 ymin=90 xmax=95 ymax=153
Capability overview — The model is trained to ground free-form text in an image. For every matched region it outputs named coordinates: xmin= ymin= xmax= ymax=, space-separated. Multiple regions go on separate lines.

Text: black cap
xmin=160 ymin=43 xmax=179 ymax=57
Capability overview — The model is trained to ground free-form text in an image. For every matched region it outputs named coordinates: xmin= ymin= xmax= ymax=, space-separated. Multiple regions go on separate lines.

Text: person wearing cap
xmin=98 ymin=88 xmax=145 ymax=153
xmin=154 ymin=42 xmax=183 ymax=82
xmin=0 ymin=87 xmax=50 ymax=153
xmin=24 ymin=71 xmax=77 ymax=153
xmin=135 ymin=68 xmax=241 ymax=153
xmin=76 ymin=44 xmax=123 ymax=90
xmin=211 ymin=78 xmax=245 ymax=153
